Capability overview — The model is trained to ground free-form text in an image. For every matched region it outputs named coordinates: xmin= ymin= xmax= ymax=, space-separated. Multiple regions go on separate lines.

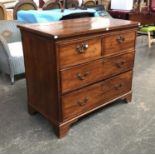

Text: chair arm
xmin=0 ymin=20 xmax=22 ymax=43
xmin=0 ymin=35 xmax=11 ymax=58
xmin=0 ymin=35 xmax=13 ymax=74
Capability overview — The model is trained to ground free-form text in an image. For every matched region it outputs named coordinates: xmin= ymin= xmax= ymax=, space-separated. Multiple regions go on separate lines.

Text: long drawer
xmin=61 ymin=52 xmax=134 ymax=93
xmin=58 ymin=37 xmax=101 ymax=68
xmin=102 ymin=30 xmax=136 ymax=56
xmin=62 ymin=71 xmax=132 ymax=120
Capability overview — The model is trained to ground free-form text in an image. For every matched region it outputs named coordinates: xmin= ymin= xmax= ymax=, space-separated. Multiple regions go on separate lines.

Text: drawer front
xmin=102 ymin=31 xmax=136 ymax=56
xmin=62 ymin=71 xmax=132 ymax=120
xmin=59 ymin=37 xmax=101 ymax=68
xmin=61 ymin=52 xmax=134 ymax=93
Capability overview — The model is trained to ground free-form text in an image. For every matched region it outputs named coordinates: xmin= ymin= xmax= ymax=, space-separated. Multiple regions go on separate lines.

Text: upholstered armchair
xmin=0 ymin=20 xmax=25 ymax=84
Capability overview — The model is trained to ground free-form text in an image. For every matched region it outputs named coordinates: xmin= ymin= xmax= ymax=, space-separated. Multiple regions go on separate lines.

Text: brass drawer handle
xmin=77 ymin=97 xmax=89 ymax=106
xmin=76 ymin=43 xmax=89 ymax=54
xmin=115 ymin=60 xmax=125 ymax=68
xmin=76 ymin=71 xmax=90 ymax=80
xmin=116 ymin=36 xmax=125 ymax=43
xmin=114 ymin=83 xmax=123 ymax=90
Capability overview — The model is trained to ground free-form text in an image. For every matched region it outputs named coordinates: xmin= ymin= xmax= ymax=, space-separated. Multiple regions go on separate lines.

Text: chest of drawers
xmin=18 ymin=17 xmax=138 ymax=138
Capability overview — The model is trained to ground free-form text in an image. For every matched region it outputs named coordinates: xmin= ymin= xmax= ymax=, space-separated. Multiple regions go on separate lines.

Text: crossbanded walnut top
xmin=18 ymin=17 xmax=138 ymax=39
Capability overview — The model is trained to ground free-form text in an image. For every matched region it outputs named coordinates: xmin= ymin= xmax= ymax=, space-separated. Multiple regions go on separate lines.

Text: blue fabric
xmin=17 ymin=9 xmax=99 ymax=23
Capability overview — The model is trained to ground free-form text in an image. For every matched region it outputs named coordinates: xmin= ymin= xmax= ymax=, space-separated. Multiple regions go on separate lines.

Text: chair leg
xmin=10 ymin=74 xmax=14 ymax=85
xmin=148 ymin=31 xmax=151 ymax=48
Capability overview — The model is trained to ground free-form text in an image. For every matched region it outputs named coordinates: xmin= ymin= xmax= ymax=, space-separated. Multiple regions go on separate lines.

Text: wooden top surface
xmin=18 ymin=17 xmax=138 ymax=39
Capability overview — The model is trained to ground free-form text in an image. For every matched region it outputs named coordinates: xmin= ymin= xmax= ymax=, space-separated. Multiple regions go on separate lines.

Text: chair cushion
xmin=140 ymin=26 xmax=155 ymax=32
xmin=8 ymin=41 xmax=23 ymax=57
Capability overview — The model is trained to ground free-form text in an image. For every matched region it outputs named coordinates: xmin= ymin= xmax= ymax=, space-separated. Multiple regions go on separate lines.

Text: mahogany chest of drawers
xmin=18 ymin=17 xmax=138 ymax=138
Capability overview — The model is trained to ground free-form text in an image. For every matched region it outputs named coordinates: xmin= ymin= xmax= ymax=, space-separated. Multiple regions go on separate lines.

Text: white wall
xmin=111 ymin=0 xmax=134 ymax=10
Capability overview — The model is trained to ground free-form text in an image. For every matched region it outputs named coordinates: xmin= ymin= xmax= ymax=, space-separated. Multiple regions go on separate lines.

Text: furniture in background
xmin=39 ymin=0 xmax=110 ymax=9
xmin=65 ymin=0 xmax=79 ymax=8
xmin=0 ymin=20 xmax=25 ymax=84
xmin=83 ymin=0 xmax=96 ymax=7
xmin=60 ymin=11 xmax=94 ymax=20
xmin=13 ymin=0 xmax=37 ymax=19
xmin=33 ymin=0 xmax=39 ymax=7
xmin=18 ymin=17 xmax=138 ymax=138
xmin=97 ymin=0 xmax=111 ymax=10
xmin=39 ymin=0 xmax=45 ymax=8
xmin=108 ymin=0 xmax=134 ymax=20
xmin=39 ymin=0 xmax=55 ymax=8
xmin=17 ymin=8 xmax=98 ymax=23
xmin=42 ymin=0 xmax=61 ymax=10
xmin=129 ymin=0 xmax=155 ymax=25
xmin=109 ymin=0 xmax=155 ymax=46
xmin=150 ymin=0 xmax=155 ymax=11
xmin=0 ymin=3 xmax=7 ymax=20
xmin=108 ymin=10 xmax=131 ymax=20
xmin=6 ymin=8 xmax=13 ymax=20
xmin=1 ymin=0 xmax=18 ymax=9
xmin=109 ymin=0 xmax=155 ymax=25
xmin=140 ymin=26 xmax=155 ymax=48
xmin=81 ymin=1 xmax=110 ymax=17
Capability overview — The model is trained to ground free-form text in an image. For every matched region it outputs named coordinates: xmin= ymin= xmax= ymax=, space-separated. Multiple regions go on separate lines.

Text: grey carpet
xmin=0 ymin=36 xmax=155 ymax=153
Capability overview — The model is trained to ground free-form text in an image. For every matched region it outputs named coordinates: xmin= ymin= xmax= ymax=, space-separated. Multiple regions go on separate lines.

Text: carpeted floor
xmin=0 ymin=36 xmax=155 ymax=153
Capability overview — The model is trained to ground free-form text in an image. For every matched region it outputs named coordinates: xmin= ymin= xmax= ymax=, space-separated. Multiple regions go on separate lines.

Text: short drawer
xmin=102 ymin=30 xmax=136 ymax=56
xmin=61 ymin=52 xmax=134 ymax=93
xmin=58 ymin=37 xmax=101 ymax=68
xmin=62 ymin=71 xmax=132 ymax=120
